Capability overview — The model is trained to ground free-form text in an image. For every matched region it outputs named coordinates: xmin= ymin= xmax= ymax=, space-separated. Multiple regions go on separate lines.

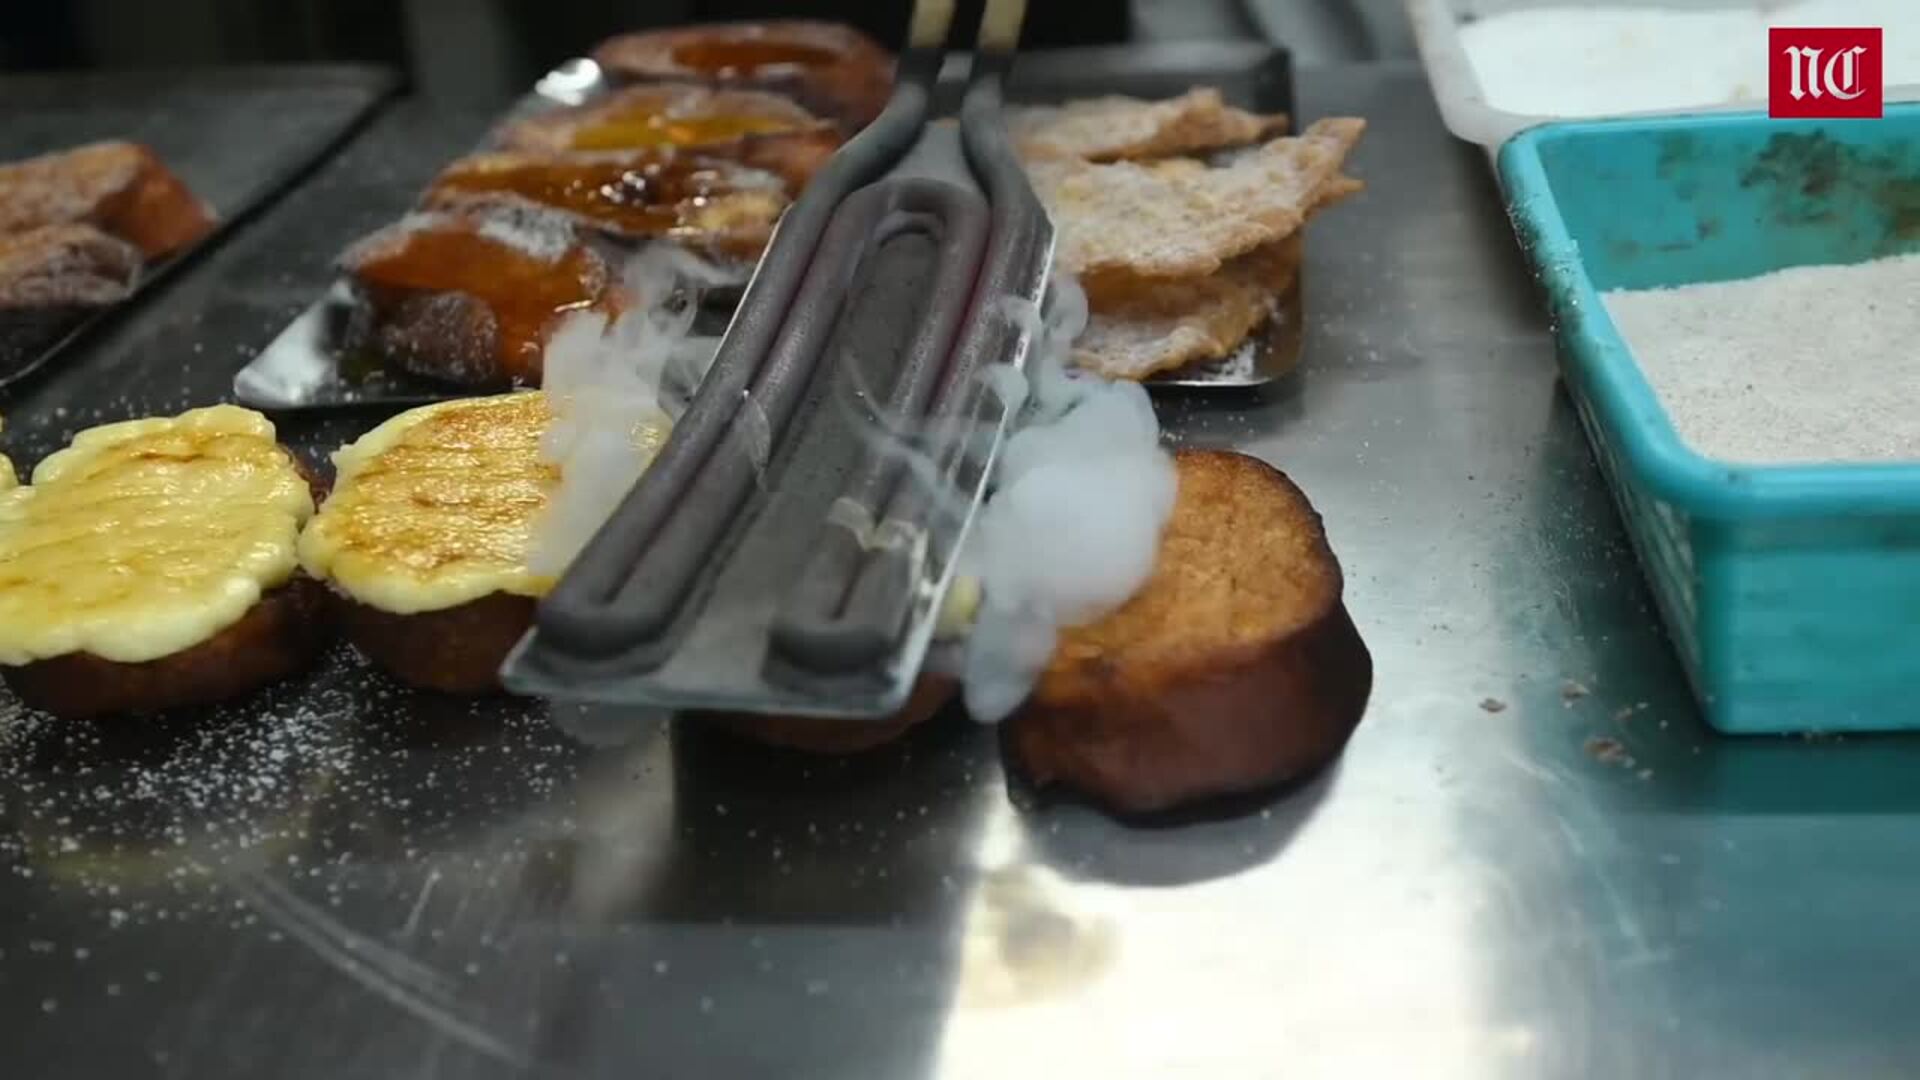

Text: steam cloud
xmin=528 ymin=246 xmax=725 ymax=576
xmin=956 ymin=276 xmax=1177 ymax=723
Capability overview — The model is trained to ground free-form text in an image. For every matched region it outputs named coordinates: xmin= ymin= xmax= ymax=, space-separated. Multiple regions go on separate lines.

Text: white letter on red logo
xmin=1783 ymin=45 xmax=1821 ymax=99
xmin=1824 ymin=45 xmax=1868 ymax=99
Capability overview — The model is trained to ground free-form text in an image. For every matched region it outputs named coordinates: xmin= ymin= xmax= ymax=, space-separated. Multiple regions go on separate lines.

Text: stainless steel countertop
xmin=7 ymin=64 xmax=1920 ymax=1080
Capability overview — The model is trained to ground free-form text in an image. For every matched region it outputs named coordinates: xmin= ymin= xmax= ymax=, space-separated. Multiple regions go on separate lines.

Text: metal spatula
xmin=502 ymin=0 xmax=1052 ymax=720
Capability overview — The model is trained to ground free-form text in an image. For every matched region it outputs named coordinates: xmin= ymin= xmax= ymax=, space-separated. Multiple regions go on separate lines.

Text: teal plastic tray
xmin=1499 ymin=107 xmax=1920 ymax=735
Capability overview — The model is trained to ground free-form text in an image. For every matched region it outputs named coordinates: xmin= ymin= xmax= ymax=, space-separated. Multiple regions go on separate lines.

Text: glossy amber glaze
xmin=567 ymin=105 xmax=807 ymax=152
xmin=668 ymin=38 xmax=843 ymax=76
xmin=299 ymin=393 xmax=557 ymax=615
xmin=427 ymin=154 xmax=788 ymax=245
xmin=351 ymin=223 xmax=608 ymax=371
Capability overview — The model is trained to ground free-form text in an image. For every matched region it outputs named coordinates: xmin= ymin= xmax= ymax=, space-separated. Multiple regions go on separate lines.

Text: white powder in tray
xmin=1602 ymin=252 xmax=1920 ymax=465
xmin=1460 ymin=1 xmax=1920 ymax=120
xmin=1462 ymin=7 xmax=1765 ymax=118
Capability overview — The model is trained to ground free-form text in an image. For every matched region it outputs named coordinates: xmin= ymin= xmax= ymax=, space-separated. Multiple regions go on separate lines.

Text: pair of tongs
xmin=502 ymin=0 xmax=1053 ymax=718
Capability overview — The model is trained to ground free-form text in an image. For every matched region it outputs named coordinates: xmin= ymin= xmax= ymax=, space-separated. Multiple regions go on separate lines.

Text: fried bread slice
xmin=300 ymin=392 xmax=672 ymax=693
xmin=1010 ymin=88 xmax=1288 ymax=163
xmin=591 ymin=21 xmax=894 ymax=130
xmin=0 ymin=141 xmax=215 ymax=260
xmin=1006 ymin=450 xmax=1372 ymax=815
xmin=301 ymin=393 xmax=557 ymax=693
xmin=0 ymin=405 xmax=327 ymax=718
xmin=8 ymin=577 xmax=331 ymax=720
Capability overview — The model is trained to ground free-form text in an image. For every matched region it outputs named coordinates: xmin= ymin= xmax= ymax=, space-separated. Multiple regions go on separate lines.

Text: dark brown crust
xmin=1008 ymin=604 xmax=1371 ymax=815
xmin=337 ymin=592 xmax=536 ymax=695
xmin=590 ymin=21 xmax=894 ymax=130
xmin=703 ymin=674 xmax=957 ymax=754
xmin=298 ymin=458 xmax=332 ymax=507
xmin=350 ymin=286 xmax=507 ymax=388
xmin=1005 ymin=451 xmax=1373 ymax=815
xmin=2 ymin=575 xmax=333 ymax=721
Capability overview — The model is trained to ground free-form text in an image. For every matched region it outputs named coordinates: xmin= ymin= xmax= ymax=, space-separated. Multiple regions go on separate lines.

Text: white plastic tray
xmin=1406 ymin=0 xmax=1920 ymax=156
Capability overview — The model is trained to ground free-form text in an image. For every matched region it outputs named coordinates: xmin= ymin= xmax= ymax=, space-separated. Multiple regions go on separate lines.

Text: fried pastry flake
xmin=1073 ymin=236 xmax=1302 ymax=381
xmin=1028 ymin=117 xmax=1365 ymax=281
xmin=1010 ymin=88 xmax=1287 ymax=163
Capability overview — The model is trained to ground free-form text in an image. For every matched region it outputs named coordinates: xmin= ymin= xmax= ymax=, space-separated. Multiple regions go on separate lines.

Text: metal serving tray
xmin=233 ymin=42 xmax=1297 ymax=410
xmin=0 ymin=66 xmax=397 ymax=391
